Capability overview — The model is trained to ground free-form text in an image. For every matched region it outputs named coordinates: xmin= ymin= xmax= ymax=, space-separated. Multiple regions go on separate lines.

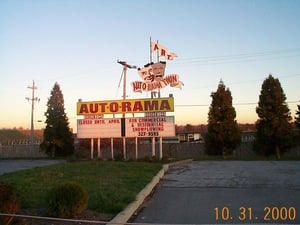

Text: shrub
xmin=46 ymin=182 xmax=88 ymax=218
xmin=0 ymin=182 xmax=21 ymax=225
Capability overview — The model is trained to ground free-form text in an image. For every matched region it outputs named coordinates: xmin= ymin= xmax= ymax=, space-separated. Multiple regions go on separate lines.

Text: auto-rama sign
xmin=76 ymin=40 xmax=179 ymax=142
xmin=77 ymin=97 xmax=174 ymax=115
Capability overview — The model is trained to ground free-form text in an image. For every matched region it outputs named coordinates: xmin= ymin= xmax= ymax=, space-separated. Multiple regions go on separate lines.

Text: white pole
xmin=111 ymin=138 xmax=114 ymax=160
xmin=123 ymin=137 xmax=126 ymax=160
xmin=135 ymin=137 xmax=138 ymax=160
xmin=97 ymin=138 xmax=101 ymax=159
xmin=90 ymin=138 xmax=94 ymax=160
xmin=159 ymin=136 xmax=163 ymax=160
xmin=152 ymin=137 xmax=155 ymax=157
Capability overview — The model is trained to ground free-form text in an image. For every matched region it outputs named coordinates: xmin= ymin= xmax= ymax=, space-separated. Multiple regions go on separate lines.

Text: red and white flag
xmin=151 ymin=41 xmax=177 ymax=60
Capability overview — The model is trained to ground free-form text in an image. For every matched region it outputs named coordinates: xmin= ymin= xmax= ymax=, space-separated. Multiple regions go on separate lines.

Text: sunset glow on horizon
xmin=1 ymin=0 xmax=299 ymax=132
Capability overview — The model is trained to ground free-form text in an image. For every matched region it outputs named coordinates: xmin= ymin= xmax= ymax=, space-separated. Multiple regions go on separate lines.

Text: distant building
xmin=177 ymin=131 xmax=204 ymax=143
xmin=241 ymin=131 xmax=256 ymax=143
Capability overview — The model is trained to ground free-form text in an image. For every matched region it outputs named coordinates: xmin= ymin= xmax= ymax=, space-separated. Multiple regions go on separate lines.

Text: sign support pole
xmin=111 ymin=138 xmax=114 ymax=160
xmin=97 ymin=138 xmax=101 ymax=158
xmin=152 ymin=137 xmax=155 ymax=158
xmin=90 ymin=138 xmax=94 ymax=160
xmin=123 ymin=137 xmax=126 ymax=160
xmin=159 ymin=136 xmax=163 ymax=160
xmin=135 ymin=137 xmax=138 ymax=160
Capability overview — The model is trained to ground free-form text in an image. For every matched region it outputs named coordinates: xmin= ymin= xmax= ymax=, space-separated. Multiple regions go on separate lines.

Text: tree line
xmin=205 ymin=74 xmax=300 ymax=158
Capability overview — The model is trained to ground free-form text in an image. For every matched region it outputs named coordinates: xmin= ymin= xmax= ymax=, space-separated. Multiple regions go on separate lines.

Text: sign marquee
xmin=77 ymin=118 xmax=121 ymax=138
xmin=77 ymin=97 xmax=174 ymax=115
xmin=77 ymin=116 xmax=175 ymax=138
xmin=126 ymin=116 xmax=175 ymax=137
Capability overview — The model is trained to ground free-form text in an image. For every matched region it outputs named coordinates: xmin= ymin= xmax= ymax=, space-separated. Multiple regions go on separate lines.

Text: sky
xmin=1 ymin=0 xmax=300 ymax=132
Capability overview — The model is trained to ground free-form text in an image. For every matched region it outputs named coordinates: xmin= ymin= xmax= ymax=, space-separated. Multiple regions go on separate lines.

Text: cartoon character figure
xmin=138 ymin=61 xmax=166 ymax=83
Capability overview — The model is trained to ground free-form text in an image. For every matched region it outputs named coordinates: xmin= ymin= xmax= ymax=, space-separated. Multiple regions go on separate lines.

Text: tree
xmin=42 ymin=82 xmax=74 ymax=157
xmin=254 ymin=75 xmax=293 ymax=158
xmin=295 ymin=104 xmax=300 ymax=135
xmin=205 ymin=80 xmax=241 ymax=156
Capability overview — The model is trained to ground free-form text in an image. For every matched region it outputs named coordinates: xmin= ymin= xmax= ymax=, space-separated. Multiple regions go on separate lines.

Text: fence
xmin=0 ymin=144 xmax=47 ymax=158
xmin=76 ymin=140 xmax=300 ymax=160
xmin=1 ymin=141 xmax=299 ymax=159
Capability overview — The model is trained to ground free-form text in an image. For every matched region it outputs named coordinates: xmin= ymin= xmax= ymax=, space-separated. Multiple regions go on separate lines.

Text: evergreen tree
xmin=295 ymin=104 xmax=300 ymax=135
xmin=254 ymin=75 xmax=293 ymax=158
xmin=42 ymin=82 xmax=74 ymax=156
xmin=205 ymin=80 xmax=241 ymax=155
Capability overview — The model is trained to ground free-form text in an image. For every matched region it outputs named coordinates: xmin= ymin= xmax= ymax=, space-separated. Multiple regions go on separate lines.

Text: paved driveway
xmin=0 ymin=159 xmax=65 ymax=175
xmin=132 ymin=161 xmax=300 ymax=224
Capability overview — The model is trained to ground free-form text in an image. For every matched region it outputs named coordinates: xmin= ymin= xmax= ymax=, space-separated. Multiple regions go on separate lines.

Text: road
xmin=0 ymin=159 xmax=65 ymax=175
xmin=132 ymin=161 xmax=300 ymax=224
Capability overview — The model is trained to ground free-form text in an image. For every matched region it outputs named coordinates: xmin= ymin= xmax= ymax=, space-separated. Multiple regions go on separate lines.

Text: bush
xmin=0 ymin=182 xmax=21 ymax=225
xmin=46 ymin=182 xmax=88 ymax=218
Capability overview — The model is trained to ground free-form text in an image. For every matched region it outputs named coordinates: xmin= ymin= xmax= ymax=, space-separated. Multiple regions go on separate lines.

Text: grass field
xmin=0 ymin=161 xmax=162 ymax=214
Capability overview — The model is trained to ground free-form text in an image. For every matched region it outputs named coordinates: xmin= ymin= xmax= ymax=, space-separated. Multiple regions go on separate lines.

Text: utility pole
xmin=117 ymin=61 xmax=137 ymax=115
xmin=26 ymin=80 xmax=39 ymax=151
xmin=117 ymin=61 xmax=137 ymax=160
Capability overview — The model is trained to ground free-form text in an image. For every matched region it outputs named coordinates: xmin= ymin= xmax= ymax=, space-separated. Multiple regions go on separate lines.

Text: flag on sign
xmin=151 ymin=41 xmax=177 ymax=60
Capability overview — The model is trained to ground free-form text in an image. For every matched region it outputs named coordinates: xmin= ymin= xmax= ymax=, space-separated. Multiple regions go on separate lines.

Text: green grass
xmin=0 ymin=161 xmax=162 ymax=214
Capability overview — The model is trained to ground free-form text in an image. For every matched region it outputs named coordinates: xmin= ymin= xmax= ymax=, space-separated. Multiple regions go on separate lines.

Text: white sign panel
xmin=77 ymin=118 xmax=121 ymax=138
xmin=126 ymin=116 xmax=175 ymax=137
xmin=77 ymin=116 xmax=175 ymax=138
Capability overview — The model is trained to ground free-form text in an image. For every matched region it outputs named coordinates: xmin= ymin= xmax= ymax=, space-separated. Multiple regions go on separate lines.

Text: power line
xmin=187 ymin=73 xmax=300 ymax=90
xmin=180 ymin=54 xmax=300 ymax=66
xmin=175 ymin=101 xmax=299 ymax=107
xmin=29 ymin=48 xmax=300 ymax=84
xmin=178 ymin=48 xmax=300 ymax=62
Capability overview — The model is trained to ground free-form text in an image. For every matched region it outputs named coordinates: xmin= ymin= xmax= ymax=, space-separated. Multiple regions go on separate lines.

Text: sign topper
xmin=131 ymin=40 xmax=184 ymax=93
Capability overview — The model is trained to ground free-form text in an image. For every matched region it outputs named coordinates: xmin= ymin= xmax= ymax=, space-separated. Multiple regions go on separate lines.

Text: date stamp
xmin=214 ymin=206 xmax=297 ymax=222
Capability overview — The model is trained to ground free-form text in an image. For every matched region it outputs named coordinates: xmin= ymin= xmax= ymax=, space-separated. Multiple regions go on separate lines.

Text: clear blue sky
xmin=1 ymin=0 xmax=300 ymax=131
